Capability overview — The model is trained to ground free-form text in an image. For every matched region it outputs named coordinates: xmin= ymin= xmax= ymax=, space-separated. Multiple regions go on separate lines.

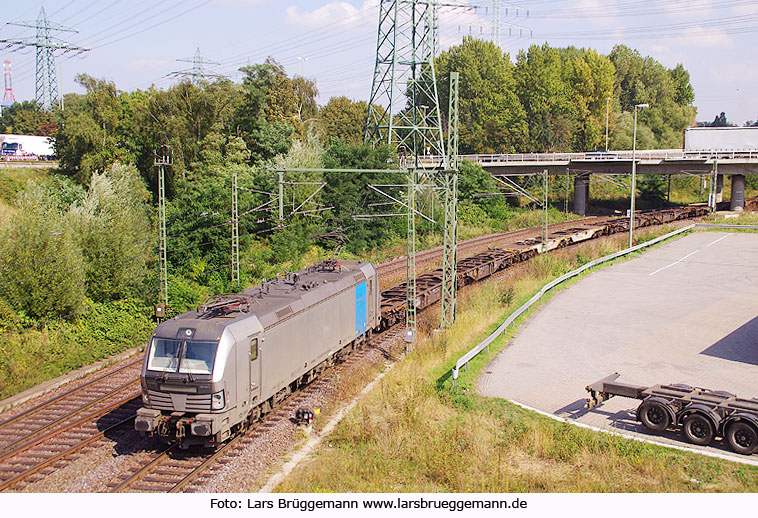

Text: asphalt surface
xmin=478 ymin=231 xmax=758 ymax=462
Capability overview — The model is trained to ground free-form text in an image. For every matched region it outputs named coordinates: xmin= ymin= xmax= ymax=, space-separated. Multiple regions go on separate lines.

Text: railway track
xmin=376 ymin=216 xmax=601 ymax=280
xmin=0 ymin=203 xmax=715 ymax=492
xmin=108 ymin=327 xmax=404 ymax=493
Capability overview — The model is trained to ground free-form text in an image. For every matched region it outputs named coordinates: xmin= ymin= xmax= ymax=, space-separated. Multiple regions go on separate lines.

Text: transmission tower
xmin=171 ymin=47 xmax=225 ymax=84
xmin=1 ymin=7 xmax=88 ymax=111
xmin=365 ymin=0 xmax=448 ymax=165
xmin=2 ymin=60 xmax=15 ymax=108
xmin=490 ymin=2 xmax=530 ymax=47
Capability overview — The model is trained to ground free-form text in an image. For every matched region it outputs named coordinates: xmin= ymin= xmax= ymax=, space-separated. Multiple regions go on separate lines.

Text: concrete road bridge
xmin=425 ymin=149 xmax=758 ymax=215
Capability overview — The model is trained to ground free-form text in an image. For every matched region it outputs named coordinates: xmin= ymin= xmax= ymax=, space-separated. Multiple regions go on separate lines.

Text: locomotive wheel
xmin=683 ymin=414 xmax=715 ymax=446
xmin=726 ymin=422 xmax=758 ymax=455
xmin=638 ymin=400 xmax=671 ymax=432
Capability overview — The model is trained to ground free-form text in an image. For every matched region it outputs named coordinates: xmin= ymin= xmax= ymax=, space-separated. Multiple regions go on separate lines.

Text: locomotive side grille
xmin=185 ymin=394 xmax=212 ymax=412
xmin=147 ymin=389 xmax=212 ymax=412
xmin=147 ymin=389 xmax=173 ymax=410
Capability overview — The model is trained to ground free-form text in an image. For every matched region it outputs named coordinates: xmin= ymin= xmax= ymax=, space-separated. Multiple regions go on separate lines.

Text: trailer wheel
xmin=683 ymin=414 xmax=715 ymax=446
xmin=638 ymin=400 xmax=671 ymax=432
xmin=726 ymin=422 xmax=758 ymax=455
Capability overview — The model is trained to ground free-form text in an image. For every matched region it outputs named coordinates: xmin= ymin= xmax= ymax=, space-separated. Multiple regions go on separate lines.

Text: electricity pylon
xmin=2 ymin=7 xmax=88 ymax=111
xmin=171 ymin=47 xmax=225 ymax=84
xmin=365 ymin=0 xmax=446 ymax=165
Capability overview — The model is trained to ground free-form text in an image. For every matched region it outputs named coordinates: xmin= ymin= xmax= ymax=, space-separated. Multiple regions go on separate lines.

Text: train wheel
xmin=683 ymin=414 xmax=715 ymax=446
xmin=726 ymin=422 xmax=758 ymax=455
xmin=638 ymin=400 xmax=670 ymax=432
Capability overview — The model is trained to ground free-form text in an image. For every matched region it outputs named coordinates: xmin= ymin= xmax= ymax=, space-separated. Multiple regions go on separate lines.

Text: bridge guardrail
xmin=421 ymin=149 xmax=758 ymax=165
xmin=450 ymin=224 xmax=696 ymax=387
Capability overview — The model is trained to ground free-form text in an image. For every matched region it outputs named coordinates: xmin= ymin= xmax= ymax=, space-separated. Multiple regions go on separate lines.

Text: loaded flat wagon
xmin=586 ymin=373 xmax=758 ymax=455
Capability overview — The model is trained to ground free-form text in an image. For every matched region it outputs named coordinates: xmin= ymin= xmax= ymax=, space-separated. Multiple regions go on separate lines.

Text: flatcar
xmin=135 ymin=259 xmax=380 ymax=447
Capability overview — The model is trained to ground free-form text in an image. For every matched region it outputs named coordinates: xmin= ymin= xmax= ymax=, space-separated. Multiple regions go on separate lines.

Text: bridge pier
xmin=573 ymin=174 xmax=590 ymax=215
xmin=715 ymin=174 xmax=724 ymax=203
xmin=730 ymin=174 xmax=745 ymax=211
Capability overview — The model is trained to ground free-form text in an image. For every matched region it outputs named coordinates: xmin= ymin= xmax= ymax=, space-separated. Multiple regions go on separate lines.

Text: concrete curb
xmin=0 ymin=345 xmax=145 ymax=414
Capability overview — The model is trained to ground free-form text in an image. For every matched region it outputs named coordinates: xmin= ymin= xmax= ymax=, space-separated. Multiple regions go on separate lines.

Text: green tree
xmin=609 ymin=45 xmax=696 ymax=149
xmin=321 ymin=141 xmax=403 ymax=252
xmin=514 ymin=44 xmax=615 ymax=152
xmin=458 ymin=160 xmax=495 ymax=200
xmin=0 ymin=101 xmax=57 ymax=136
xmin=319 ymin=97 xmax=368 ymax=145
xmin=436 ymin=37 xmax=528 ymax=154
xmin=67 ymin=163 xmax=154 ymax=302
xmin=55 ymin=75 xmax=135 ymax=183
xmin=236 ymin=59 xmax=297 ymax=164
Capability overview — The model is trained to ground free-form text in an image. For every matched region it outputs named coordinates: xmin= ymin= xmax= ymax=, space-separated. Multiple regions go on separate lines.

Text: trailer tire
xmin=638 ymin=400 xmax=671 ymax=432
xmin=683 ymin=413 xmax=715 ymax=446
xmin=726 ymin=421 xmax=758 ymax=455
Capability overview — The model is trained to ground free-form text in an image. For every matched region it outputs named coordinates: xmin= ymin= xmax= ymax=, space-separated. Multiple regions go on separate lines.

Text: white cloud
xmin=212 ymin=0 xmax=269 ymax=5
xmin=680 ymin=25 xmax=733 ymax=49
xmin=128 ymin=59 xmax=170 ymax=71
xmin=285 ymin=1 xmax=377 ymax=31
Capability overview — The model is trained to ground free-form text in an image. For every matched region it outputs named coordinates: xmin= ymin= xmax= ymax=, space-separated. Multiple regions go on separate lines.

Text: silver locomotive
xmin=134 ymin=260 xmax=380 ymax=446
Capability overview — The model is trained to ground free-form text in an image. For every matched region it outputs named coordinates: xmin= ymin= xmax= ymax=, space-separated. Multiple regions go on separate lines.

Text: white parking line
xmin=706 ymin=233 xmax=732 ymax=248
xmin=649 ymin=249 xmax=700 ymax=276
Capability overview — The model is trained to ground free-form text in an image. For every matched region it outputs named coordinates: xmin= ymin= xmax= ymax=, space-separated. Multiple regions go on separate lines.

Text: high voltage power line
xmin=1 ymin=7 xmax=89 ymax=111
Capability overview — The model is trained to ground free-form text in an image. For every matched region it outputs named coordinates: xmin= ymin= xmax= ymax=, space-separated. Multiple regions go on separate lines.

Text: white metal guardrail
xmin=421 ymin=149 xmax=758 ymax=166
xmin=450 ymin=224 xmax=697 ymax=387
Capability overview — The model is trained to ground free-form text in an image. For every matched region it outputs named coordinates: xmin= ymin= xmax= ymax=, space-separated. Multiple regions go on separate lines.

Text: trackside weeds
xmin=276 ymin=228 xmax=758 ymax=493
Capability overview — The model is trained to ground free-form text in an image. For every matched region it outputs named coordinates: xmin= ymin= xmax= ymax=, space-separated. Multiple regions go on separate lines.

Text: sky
xmin=1 ymin=0 xmax=757 ymax=125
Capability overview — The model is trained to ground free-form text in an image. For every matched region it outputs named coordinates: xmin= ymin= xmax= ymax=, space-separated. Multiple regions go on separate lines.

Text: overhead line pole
xmin=232 ymin=170 xmax=240 ymax=284
xmin=154 ymin=147 xmax=172 ymax=318
xmin=440 ymin=71 xmax=459 ymax=328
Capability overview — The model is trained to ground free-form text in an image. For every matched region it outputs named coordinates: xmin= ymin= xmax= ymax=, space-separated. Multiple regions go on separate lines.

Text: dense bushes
xmin=0 ymin=163 xmax=153 ymax=320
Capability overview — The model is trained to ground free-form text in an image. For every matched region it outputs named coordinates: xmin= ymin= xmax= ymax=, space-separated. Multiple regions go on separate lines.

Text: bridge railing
xmin=450 ymin=224 xmax=696 ymax=387
xmin=421 ymin=149 xmax=758 ymax=165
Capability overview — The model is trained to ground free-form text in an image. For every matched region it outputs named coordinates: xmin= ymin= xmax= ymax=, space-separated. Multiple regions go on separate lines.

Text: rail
xmin=451 ymin=224 xmax=696 ymax=387
xmin=421 ymin=149 xmax=758 ymax=165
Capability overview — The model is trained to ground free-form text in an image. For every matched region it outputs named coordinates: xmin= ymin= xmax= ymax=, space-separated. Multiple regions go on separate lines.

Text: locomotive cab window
xmin=146 ymin=338 xmax=218 ymax=374
xmin=250 ymin=338 xmax=258 ymax=361
xmin=179 ymin=341 xmax=218 ymax=375
xmin=147 ymin=338 xmax=182 ymax=372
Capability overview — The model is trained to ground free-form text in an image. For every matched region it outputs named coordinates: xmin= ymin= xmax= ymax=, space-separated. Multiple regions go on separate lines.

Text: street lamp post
xmin=605 ymin=97 xmax=611 ymax=152
xmin=296 ymin=56 xmax=309 ymax=76
xmin=629 ymin=103 xmax=649 ymax=248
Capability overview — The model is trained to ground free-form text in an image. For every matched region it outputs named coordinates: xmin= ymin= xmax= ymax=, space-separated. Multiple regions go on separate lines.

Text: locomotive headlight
xmin=211 ymin=390 xmax=225 ymax=410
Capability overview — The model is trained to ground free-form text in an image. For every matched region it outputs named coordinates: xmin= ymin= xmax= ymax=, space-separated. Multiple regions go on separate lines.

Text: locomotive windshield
xmin=147 ymin=338 xmax=218 ymax=375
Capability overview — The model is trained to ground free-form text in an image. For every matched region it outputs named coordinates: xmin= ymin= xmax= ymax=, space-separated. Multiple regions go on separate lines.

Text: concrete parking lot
xmin=478 ymin=231 xmax=758 ymax=462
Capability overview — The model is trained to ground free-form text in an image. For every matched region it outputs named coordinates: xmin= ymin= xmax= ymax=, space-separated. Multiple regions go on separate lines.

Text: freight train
xmin=136 ymin=204 xmax=709 ymax=447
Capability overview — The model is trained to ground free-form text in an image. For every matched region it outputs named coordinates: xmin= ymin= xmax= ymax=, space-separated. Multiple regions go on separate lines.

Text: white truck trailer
xmin=684 ymin=126 xmax=758 ymax=152
xmin=0 ymin=134 xmax=55 ymax=159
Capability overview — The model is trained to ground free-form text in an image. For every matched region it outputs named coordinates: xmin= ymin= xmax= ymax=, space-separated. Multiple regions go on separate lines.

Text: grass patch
xmin=276 ymin=229 xmax=758 ymax=493
xmin=704 ymin=211 xmax=758 ymax=230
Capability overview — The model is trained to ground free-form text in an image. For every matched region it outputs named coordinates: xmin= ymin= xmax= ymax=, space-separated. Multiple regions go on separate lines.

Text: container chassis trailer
xmin=586 ymin=373 xmax=758 ymax=455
